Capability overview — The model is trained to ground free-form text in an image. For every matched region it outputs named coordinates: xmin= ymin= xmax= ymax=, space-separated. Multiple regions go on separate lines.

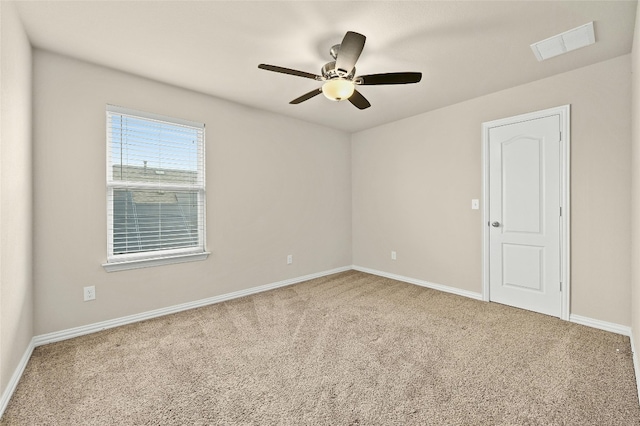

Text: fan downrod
xmin=329 ymin=44 xmax=341 ymax=60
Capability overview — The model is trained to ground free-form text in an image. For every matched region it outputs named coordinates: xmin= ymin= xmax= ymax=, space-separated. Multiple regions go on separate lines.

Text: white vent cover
xmin=530 ymin=22 xmax=595 ymax=61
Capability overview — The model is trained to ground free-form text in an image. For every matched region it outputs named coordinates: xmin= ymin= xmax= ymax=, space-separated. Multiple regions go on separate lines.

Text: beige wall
xmin=631 ymin=3 xmax=640 ymax=367
xmin=353 ymin=55 xmax=632 ymax=326
xmin=33 ymin=51 xmax=352 ymax=335
xmin=0 ymin=2 xmax=34 ymax=395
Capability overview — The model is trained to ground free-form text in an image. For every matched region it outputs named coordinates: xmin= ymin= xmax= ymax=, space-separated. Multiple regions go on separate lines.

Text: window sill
xmin=102 ymin=252 xmax=210 ymax=272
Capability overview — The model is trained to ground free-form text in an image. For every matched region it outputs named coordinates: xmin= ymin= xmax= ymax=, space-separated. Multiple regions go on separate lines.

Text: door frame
xmin=481 ymin=105 xmax=571 ymax=320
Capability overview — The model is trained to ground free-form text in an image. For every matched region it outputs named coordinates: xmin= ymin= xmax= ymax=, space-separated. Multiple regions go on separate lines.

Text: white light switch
xmin=471 ymin=199 xmax=479 ymax=210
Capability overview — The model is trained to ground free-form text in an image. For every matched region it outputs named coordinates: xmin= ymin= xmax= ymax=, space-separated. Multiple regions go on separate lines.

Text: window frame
xmin=103 ymin=105 xmax=208 ymax=272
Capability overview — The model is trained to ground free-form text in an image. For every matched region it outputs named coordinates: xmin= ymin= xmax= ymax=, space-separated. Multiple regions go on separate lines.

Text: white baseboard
xmin=34 ymin=265 xmax=351 ymax=347
xmin=570 ymin=314 xmax=640 ymax=404
xmin=352 ymin=265 xmax=484 ymax=301
xmin=0 ymin=338 xmax=34 ymax=420
xmin=630 ymin=332 xmax=640 ymax=403
xmin=569 ymin=314 xmax=632 ymax=336
xmin=6 ymin=265 xmax=639 ymax=416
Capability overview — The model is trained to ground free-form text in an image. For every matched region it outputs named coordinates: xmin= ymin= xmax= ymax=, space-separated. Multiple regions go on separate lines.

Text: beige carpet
xmin=2 ymin=270 xmax=639 ymax=425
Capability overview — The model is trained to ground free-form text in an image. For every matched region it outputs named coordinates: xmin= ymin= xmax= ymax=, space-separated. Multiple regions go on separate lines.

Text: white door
xmin=488 ymin=114 xmax=562 ymax=317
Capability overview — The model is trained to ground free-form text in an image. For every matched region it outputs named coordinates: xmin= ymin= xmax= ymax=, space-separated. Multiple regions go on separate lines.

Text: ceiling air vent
xmin=530 ymin=22 xmax=595 ymax=61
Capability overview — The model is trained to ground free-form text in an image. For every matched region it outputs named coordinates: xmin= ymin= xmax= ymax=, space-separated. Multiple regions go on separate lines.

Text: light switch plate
xmin=472 ymin=199 xmax=479 ymax=210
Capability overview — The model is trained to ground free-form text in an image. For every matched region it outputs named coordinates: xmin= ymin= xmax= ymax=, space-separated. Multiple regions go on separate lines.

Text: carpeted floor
xmin=2 ymin=270 xmax=639 ymax=425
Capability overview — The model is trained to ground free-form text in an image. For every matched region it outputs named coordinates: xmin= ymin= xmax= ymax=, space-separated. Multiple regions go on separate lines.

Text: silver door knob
xmin=491 ymin=221 xmax=500 ymax=227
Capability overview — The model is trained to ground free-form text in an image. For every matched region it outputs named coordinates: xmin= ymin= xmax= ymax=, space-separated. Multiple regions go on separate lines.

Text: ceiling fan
xmin=258 ymin=31 xmax=422 ymax=110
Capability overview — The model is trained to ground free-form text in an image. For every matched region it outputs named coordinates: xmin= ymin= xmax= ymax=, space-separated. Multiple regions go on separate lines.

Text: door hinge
xmin=560 ymin=282 xmax=563 ymax=291
xmin=560 ymin=207 xmax=562 ymax=216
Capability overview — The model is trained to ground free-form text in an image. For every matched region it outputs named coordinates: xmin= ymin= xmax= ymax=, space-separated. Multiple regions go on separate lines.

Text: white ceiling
xmin=14 ymin=1 xmax=637 ymax=133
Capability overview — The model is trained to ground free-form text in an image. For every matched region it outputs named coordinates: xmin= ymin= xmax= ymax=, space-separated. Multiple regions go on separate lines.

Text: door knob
xmin=491 ymin=221 xmax=500 ymax=227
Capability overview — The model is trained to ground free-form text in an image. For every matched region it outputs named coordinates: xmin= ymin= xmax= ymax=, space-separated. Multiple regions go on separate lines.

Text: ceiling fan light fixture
xmin=321 ymin=78 xmax=355 ymax=101
xmin=258 ymin=31 xmax=421 ymax=110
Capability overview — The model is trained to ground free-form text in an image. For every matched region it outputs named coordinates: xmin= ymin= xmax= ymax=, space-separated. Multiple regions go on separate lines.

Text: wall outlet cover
xmin=84 ymin=286 xmax=96 ymax=301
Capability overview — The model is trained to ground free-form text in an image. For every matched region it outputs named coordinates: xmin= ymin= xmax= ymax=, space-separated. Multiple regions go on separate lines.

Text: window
xmin=104 ymin=105 xmax=207 ymax=271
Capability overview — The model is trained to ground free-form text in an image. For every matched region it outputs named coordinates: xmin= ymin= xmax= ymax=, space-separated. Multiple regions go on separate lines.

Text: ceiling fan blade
xmin=335 ymin=31 xmax=366 ymax=76
xmin=290 ymin=88 xmax=322 ymax=104
xmin=258 ymin=64 xmax=321 ymax=80
xmin=357 ymin=72 xmax=422 ymax=85
xmin=348 ymin=89 xmax=371 ymax=110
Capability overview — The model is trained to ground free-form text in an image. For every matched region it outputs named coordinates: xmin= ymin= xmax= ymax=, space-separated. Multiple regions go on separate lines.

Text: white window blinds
xmin=106 ymin=105 xmax=205 ymax=263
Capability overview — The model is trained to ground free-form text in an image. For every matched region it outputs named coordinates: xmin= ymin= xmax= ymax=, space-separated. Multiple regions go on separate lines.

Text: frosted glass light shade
xmin=321 ymin=79 xmax=355 ymax=101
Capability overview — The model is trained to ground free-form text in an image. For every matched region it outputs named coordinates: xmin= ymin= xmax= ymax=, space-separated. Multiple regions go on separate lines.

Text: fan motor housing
xmin=322 ymin=61 xmax=355 ymax=80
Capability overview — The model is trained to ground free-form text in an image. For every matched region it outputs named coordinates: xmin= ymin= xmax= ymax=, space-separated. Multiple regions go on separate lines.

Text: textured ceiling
xmin=14 ymin=1 xmax=637 ymax=132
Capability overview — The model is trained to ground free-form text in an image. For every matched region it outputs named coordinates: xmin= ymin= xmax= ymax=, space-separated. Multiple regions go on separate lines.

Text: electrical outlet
xmin=84 ymin=286 xmax=96 ymax=301
xmin=391 ymin=251 xmax=397 ymax=260
xmin=287 ymin=254 xmax=293 ymax=265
